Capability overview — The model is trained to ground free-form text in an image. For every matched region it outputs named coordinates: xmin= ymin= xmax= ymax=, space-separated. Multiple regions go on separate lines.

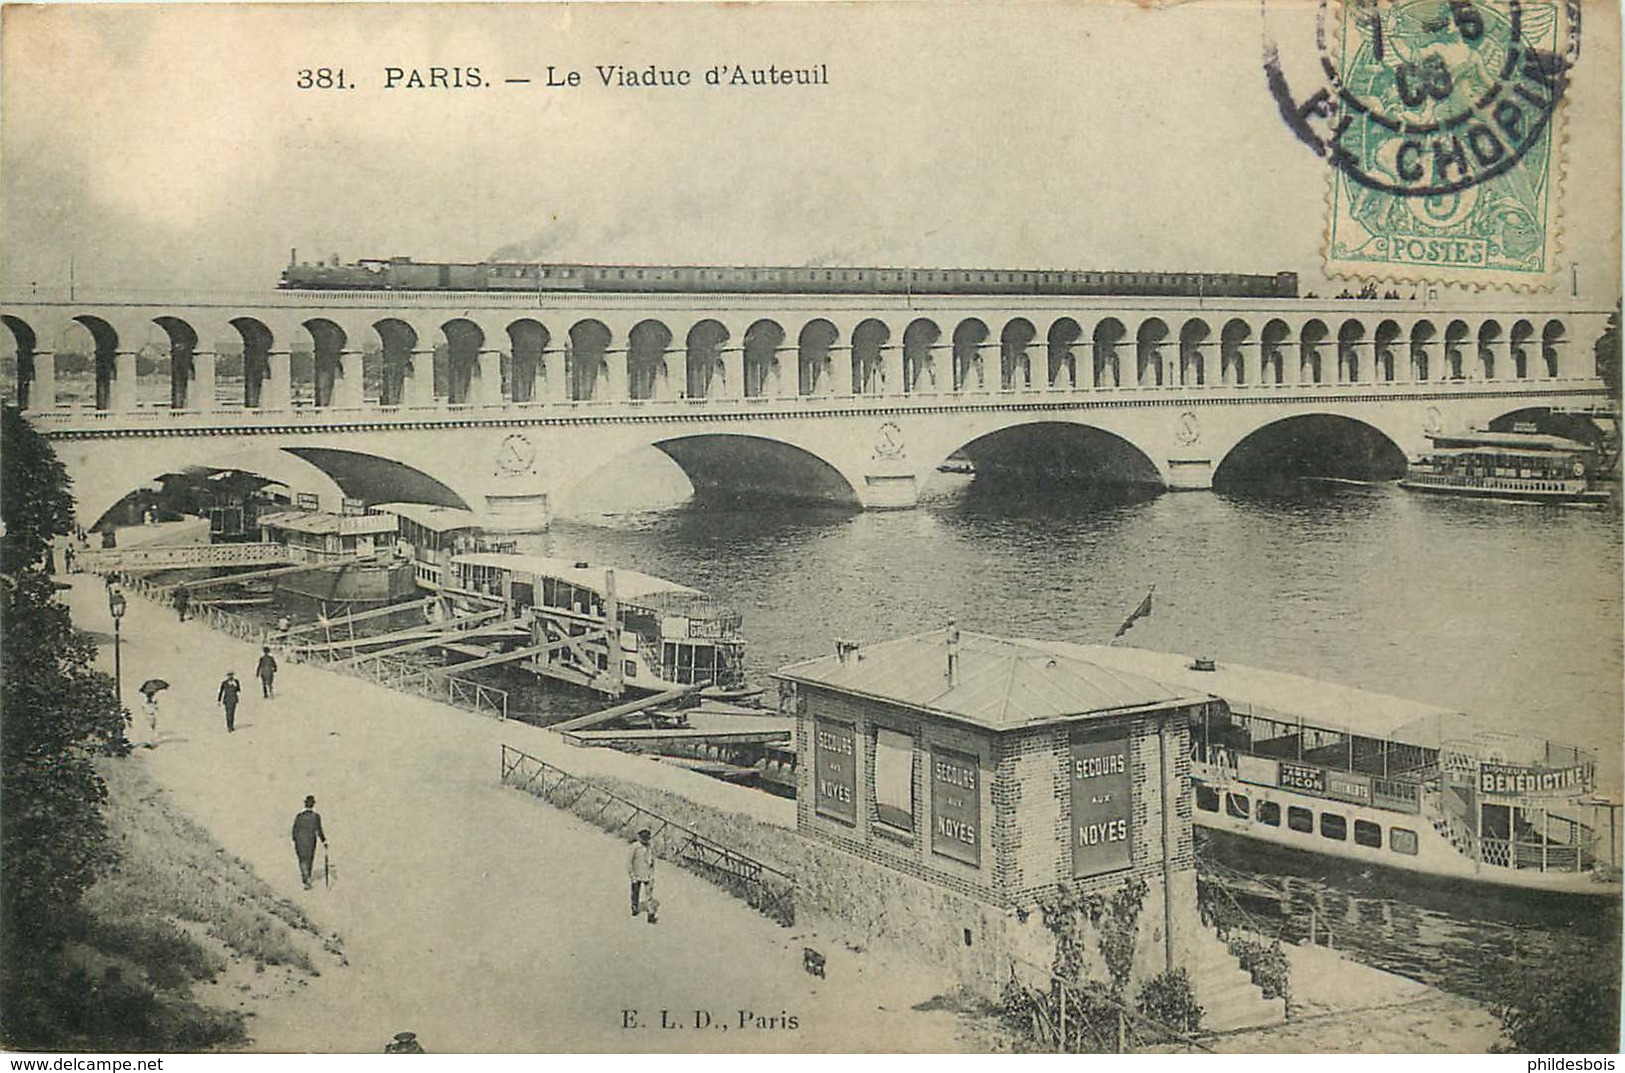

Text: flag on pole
xmin=1112 ymin=586 xmax=1155 ymax=640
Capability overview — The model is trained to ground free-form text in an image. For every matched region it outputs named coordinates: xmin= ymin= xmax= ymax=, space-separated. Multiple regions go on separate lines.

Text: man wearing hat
xmin=628 ymin=828 xmax=656 ymax=923
xmin=291 ymin=795 xmax=327 ymax=890
xmin=216 ymin=670 xmax=242 ymax=732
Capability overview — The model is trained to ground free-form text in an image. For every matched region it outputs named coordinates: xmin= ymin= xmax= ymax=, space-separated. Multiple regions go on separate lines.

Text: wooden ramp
xmin=294 ymin=607 xmax=507 ymax=655
xmin=549 ymin=684 xmax=703 ymax=735
xmin=172 ymin=556 xmax=367 ymax=592
xmin=559 ymin=712 xmax=793 ymax=749
xmin=282 ymin=597 xmax=436 ymax=638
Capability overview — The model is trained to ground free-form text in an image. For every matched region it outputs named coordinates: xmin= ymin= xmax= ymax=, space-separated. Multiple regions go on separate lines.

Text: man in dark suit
xmin=217 ymin=671 xmax=241 ymax=732
xmin=291 ymin=795 xmax=327 ymax=890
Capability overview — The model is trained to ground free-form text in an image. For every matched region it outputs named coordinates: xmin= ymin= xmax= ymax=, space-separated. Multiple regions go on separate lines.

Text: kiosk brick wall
xmin=780 ymin=636 xmax=1206 ymax=994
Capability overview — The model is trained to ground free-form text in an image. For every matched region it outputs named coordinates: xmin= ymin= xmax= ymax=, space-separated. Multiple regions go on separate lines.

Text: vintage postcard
xmin=0 ymin=0 xmax=1619 ymax=1059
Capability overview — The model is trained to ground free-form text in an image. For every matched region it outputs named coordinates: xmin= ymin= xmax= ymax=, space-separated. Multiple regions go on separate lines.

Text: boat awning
xmin=258 ymin=510 xmax=398 ymax=536
xmin=1426 ymin=431 xmax=1593 ymax=452
xmin=449 ymin=552 xmax=705 ymax=602
xmin=1059 ymin=644 xmax=1470 ymax=747
xmin=372 ymin=502 xmax=487 ymax=533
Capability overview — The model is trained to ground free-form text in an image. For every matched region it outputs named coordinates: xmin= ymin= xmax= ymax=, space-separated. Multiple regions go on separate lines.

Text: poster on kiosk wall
xmin=1071 ymin=726 xmax=1133 ymax=878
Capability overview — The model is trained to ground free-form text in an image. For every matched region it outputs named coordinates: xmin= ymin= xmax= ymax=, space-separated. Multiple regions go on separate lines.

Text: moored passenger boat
xmin=369 ymin=502 xmax=515 ymax=591
xmin=256 ymin=507 xmax=415 ymax=605
xmin=1070 ymin=645 xmax=1622 ymax=897
xmin=1399 ymin=430 xmax=1611 ymax=506
xmin=446 ymin=552 xmax=746 ymax=695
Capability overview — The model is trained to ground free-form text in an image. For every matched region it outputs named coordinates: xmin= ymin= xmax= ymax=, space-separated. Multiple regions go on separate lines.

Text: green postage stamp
xmin=1318 ymin=0 xmax=1572 ymax=287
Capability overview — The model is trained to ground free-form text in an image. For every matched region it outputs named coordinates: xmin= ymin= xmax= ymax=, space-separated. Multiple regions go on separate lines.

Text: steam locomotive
xmin=279 ymin=253 xmax=1298 ymax=299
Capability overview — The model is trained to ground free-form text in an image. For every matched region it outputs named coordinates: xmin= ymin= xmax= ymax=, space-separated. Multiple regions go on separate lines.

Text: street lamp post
xmin=108 ymin=588 xmax=127 ymax=706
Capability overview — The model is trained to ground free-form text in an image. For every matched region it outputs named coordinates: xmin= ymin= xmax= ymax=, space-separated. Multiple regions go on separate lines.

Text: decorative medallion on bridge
xmin=494 ymin=433 xmax=537 ymax=476
xmin=1174 ymin=411 xmax=1201 ymax=448
xmin=873 ymin=421 xmax=906 ymax=461
xmin=1424 ymin=406 xmax=1444 ymax=436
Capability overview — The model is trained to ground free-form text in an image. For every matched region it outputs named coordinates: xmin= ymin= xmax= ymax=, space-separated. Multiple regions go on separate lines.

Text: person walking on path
xmin=174 ymin=587 xmax=190 ymax=622
xmin=291 ymin=795 xmax=327 ymax=890
xmin=217 ymin=670 xmax=242 ymax=732
xmin=628 ymin=828 xmax=657 ymax=923
xmin=139 ymin=691 xmax=160 ymax=748
xmin=256 ymin=646 xmax=279 ymax=699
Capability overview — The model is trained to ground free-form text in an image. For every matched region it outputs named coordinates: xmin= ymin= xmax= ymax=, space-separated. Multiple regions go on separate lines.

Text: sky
xmin=1 ymin=1 xmax=1620 ymax=301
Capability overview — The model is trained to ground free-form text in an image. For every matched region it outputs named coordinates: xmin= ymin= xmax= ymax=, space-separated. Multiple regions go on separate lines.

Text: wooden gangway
xmin=294 ymin=606 xmax=510 ymax=656
xmin=170 ymin=555 xmax=369 ymax=592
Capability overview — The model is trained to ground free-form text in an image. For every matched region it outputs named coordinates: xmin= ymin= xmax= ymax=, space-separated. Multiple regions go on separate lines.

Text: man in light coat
xmin=628 ymin=828 xmax=656 ymax=923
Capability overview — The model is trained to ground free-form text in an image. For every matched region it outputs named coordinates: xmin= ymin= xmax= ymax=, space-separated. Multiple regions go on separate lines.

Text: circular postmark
xmin=1264 ymin=0 xmax=1580 ymax=198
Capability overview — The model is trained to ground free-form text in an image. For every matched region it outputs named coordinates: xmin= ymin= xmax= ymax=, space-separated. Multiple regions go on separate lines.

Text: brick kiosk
xmin=775 ymin=626 xmax=1213 ymax=992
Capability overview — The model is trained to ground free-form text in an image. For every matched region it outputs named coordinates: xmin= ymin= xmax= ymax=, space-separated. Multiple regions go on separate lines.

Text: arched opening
xmin=571 ymin=320 xmax=612 ymax=401
xmin=1374 ymin=320 xmax=1403 ymax=382
xmin=1487 ymin=405 xmax=1610 ymax=449
xmin=653 ymin=434 xmax=860 ymax=508
xmin=1000 ymin=318 xmax=1036 ymax=391
xmin=743 ymin=320 xmax=784 ymax=398
xmin=1260 ymin=319 xmax=1291 ymax=385
xmin=798 ymin=319 xmax=837 ymax=396
xmin=1136 ymin=318 xmax=1169 ymax=387
xmin=851 ymin=319 xmax=888 ymax=396
xmin=1337 ymin=320 xmax=1365 ymax=384
xmin=1214 ymin=415 xmax=1407 ymax=489
xmin=1299 ymin=319 xmax=1329 ymax=384
xmin=299 ymin=319 xmax=346 ymax=407
xmin=1511 ymin=319 xmax=1539 ymax=380
xmin=154 ymin=316 xmax=199 ymax=409
xmin=1479 ymin=320 xmax=1506 ymax=379
xmin=74 ymin=315 xmax=119 ymax=410
xmin=441 ymin=319 xmax=484 ymax=404
xmin=1444 ymin=320 xmax=1471 ymax=380
xmin=1542 ymin=319 xmax=1565 ymax=378
xmin=1048 ymin=318 xmax=1082 ymax=389
xmin=507 ymin=319 xmax=548 ymax=403
xmin=953 ymin=319 xmax=989 ymax=392
xmin=1221 ymin=319 xmax=1252 ymax=386
xmin=1180 ymin=319 xmax=1211 ymax=387
xmin=627 ymin=319 xmax=672 ymax=401
xmin=1410 ymin=320 xmax=1437 ymax=381
xmin=374 ymin=319 xmax=417 ymax=406
xmin=1093 ymin=318 xmax=1126 ymax=388
xmin=230 ymin=317 xmax=274 ymax=408
xmin=3 ymin=315 xmax=39 ymax=409
xmin=903 ymin=319 xmax=941 ymax=393
xmin=946 ymin=421 xmax=1163 ymax=500
xmin=685 ymin=320 xmax=729 ymax=399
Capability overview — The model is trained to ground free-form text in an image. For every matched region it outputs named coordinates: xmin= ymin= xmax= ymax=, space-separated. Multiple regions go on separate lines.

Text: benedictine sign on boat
xmin=1480 ymin=762 xmax=1593 ymax=799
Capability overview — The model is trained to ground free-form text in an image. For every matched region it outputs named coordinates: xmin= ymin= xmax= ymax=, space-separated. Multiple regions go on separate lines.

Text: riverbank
xmin=69 ymin=575 xmax=965 ymax=1052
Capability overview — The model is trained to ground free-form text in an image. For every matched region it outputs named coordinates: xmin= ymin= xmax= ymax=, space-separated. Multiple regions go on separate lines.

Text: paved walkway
xmin=72 ymin=577 xmax=960 ymax=1052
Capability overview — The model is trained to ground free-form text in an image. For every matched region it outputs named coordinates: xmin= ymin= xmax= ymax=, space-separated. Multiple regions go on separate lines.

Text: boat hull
xmin=1398 ymin=478 xmax=1611 ymax=506
xmin=1193 ymin=775 xmax=1621 ymax=898
xmin=275 ymin=561 xmax=418 ymax=606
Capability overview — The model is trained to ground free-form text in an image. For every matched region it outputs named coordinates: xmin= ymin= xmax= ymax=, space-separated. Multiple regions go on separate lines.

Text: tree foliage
xmin=1494 ymin=957 xmax=1621 ymax=1053
xmin=1 ymin=406 xmax=128 ymax=1046
xmin=1 ymin=406 xmax=74 ymax=574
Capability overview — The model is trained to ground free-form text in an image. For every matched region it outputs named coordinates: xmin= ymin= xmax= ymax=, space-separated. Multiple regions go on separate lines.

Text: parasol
xmin=138 ymin=679 xmax=170 ymax=697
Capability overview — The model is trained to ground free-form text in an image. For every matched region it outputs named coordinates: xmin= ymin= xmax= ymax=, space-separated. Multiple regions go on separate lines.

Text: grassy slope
xmin=7 ymin=755 xmax=342 ymax=1052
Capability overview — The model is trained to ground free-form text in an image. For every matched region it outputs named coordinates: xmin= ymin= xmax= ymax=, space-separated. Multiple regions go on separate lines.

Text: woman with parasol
xmin=137 ymin=679 xmax=169 ymax=748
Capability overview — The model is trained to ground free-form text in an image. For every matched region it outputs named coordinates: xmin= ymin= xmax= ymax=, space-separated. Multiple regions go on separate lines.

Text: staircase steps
xmin=1186 ymin=928 xmax=1287 ymax=1034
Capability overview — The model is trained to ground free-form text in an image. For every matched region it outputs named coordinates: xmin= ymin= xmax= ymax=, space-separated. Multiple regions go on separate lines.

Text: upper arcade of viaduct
xmin=0 ymin=288 xmax=1607 ymax=420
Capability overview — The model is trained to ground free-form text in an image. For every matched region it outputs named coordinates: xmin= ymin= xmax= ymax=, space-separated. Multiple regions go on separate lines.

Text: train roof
xmin=450 ymin=552 xmax=705 ymax=601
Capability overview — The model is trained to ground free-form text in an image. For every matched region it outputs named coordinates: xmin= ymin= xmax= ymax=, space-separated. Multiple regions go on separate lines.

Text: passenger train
xmin=279 ymin=253 xmax=1299 ymax=299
